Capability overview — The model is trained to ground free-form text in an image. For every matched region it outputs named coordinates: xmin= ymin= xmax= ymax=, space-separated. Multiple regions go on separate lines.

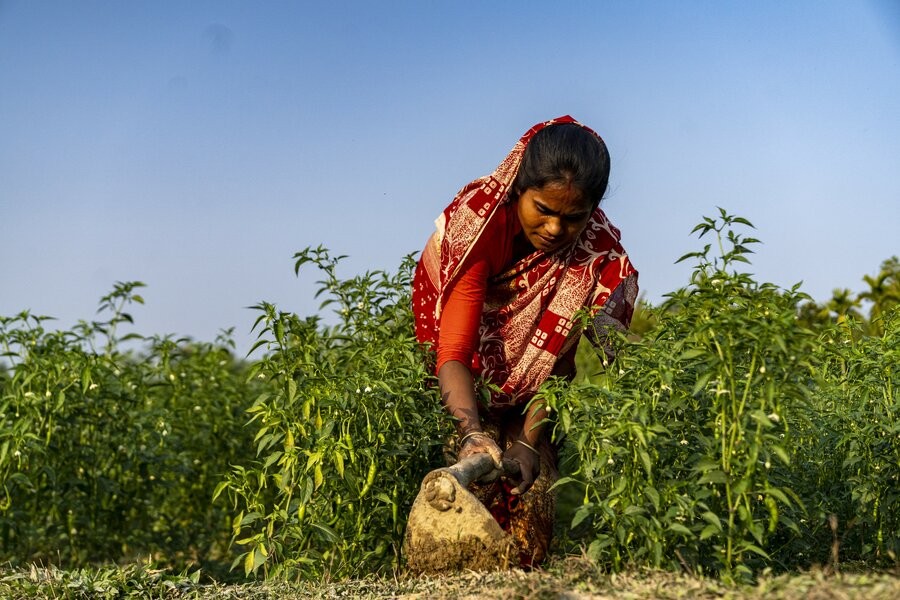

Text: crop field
xmin=1 ymin=212 xmax=897 ymax=597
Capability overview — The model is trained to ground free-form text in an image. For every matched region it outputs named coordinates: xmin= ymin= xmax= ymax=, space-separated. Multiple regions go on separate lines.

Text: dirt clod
xmin=404 ymin=469 xmax=516 ymax=574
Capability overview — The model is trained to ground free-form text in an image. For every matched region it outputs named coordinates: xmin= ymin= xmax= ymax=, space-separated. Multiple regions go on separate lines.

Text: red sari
xmin=412 ymin=116 xmax=639 ymax=567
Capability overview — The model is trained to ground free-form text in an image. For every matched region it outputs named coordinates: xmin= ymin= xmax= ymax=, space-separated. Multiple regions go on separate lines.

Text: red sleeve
xmin=435 ymin=255 xmax=489 ymax=373
xmin=435 ymin=203 xmax=516 ymax=374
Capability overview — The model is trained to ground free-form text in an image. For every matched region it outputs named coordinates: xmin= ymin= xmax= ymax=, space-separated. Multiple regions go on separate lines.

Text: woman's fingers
xmin=459 ymin=434 xmax=503 ymax=468
xmin=510 ymin=471 xmax=534 ymax=495
xmin=502 ymin=440 xmax=540 ymax=495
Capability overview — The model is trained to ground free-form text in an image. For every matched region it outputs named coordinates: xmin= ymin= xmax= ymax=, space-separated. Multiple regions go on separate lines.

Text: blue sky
xmin=1 ymin=1 xmax=898 ymax=356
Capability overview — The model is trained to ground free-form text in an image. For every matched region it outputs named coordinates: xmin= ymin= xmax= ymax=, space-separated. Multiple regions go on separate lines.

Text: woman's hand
xmin=458 ymin=431 xmax=503 ymax=468
xmin=503 ymin=439 xmax=541 ymax=495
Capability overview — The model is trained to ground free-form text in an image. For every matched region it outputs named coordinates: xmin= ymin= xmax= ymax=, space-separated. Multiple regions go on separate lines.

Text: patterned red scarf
xmin=413 ymin=115 xmax=637 ymax=407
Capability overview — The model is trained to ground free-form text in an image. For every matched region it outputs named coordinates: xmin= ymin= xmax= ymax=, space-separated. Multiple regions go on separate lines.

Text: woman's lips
xmin=538 ymin=235 xmax=560 ymax=249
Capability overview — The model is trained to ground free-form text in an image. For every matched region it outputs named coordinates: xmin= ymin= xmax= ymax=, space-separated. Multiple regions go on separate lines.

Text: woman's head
xmin=511 ymin=122 xmax=610 ymax=253
xmin=511 ymin=122 xmax=610 ymax=207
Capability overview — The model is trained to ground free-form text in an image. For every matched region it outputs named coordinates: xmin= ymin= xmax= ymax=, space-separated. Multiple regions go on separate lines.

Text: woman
xmin=412 ymin=115 xmax=638 ymax=566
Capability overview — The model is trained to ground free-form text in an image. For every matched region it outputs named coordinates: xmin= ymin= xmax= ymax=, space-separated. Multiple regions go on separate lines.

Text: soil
xmin=403 ymin=467 xmax=516 ymax=574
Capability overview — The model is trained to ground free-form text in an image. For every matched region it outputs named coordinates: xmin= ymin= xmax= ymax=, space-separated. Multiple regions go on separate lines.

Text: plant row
xmin=1 ymin=214 xmax=896 ymax=582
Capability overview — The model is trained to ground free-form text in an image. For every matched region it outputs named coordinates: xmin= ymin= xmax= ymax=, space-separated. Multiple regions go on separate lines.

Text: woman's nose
xmin=545 ymin=218 xmax=562 ymax=236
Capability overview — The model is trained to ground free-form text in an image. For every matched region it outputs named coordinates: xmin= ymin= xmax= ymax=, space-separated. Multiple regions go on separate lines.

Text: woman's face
xmin=516 ymin=182 xmax=593 ymax=253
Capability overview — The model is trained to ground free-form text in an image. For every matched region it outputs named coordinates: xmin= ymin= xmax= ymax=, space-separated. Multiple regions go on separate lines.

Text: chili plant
xmin=548 ymin=210 xmax=820 ymax=580
xmin=0 ymin=284 xmax=255 ymax=571
xmin=215 ymin=249 xmax=447 ymax=580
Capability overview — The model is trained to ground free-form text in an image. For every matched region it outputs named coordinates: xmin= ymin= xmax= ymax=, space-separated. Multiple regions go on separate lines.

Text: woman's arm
xmin=436 ymin=258 xmax=503 ymax=467
xmin=437 ymin=359 xmax=482 ymax=436
xmin=438 ymin=360 xmax=502 ymax=466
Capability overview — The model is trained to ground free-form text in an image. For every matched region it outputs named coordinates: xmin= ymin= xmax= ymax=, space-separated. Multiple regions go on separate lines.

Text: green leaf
xmin=549 ymin=476 xmax=578 ymax=492
xmin=701 ymin=511 xmax=722 ymax=531
xmin=80 ymin=366 xmax=92 ymax=394
xmin=699 ymin=524 xmax=720 ymax=541
xmin=679 ymin=348 xmax=707 ymax=360
xmin=643 ymin=486 xmax=661 ymax=512
xmin=263 ymin=451 xmax=283 ymax=469
xmin=738 ymin=542 xmax=770 ymax=559
xmin=668 ymin=523 xmax=694 ymax=537
xmin=699 ymin=470 xmax=727 ymax=484
xmin=692 ymin=371 xmax=713 ymax=396
xmin=571 ymin=504 xmax=594 ymax=530
xmin=766 ymin=486 xmax=792 ymax=507
xmin=772 ymin=445 xmax=791 ymax=466
xmin=212 ymin=480 xmax=230 ymax=502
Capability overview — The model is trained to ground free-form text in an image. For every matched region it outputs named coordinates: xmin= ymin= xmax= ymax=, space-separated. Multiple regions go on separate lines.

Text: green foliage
xmin=549 ymin=209 xmax=898 ymax=580
xmin=809 ymin=309 xmax=899 ymax=562
xmin=798 ymin=256 xmax=900 ymax=336
xmin=0 ymin=210 xmax=895 ymax=586
xmin=215 ymin=248 xmax=447 ymax=580
xmin=0 ymin=285 xmax=257 ymax=571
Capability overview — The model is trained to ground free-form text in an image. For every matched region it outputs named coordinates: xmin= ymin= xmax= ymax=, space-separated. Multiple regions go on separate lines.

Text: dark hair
xmin=511 ymin=123 xmax=610 ymax=206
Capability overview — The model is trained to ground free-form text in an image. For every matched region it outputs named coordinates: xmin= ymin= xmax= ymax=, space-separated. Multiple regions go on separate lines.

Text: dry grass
xmin=3 ymin=558 xmax=899 ymax=599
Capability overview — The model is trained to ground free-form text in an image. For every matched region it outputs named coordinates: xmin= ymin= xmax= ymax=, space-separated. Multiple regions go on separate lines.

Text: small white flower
xmin=194 ymin=405 xmax=202 ymax=412
xmin=356 ymin=388 xmax=361 ymax=394
xmin=364 ymin=386 xmax=372 ymax=393
xmin=44 ymin=390 xmax=51 ymax=398
xmin=758 ymin=365 xmax=766 ymax=374
xmin=24 ymin=392 xmax=36 ymax=398
xmin=89 ymin=383 xmax=99 ymax=391
xmin=765 ymin=461 xmax=771 ymax=469
xmin=169 ymin=373 xmax=176 ymax=381
xmin=768 ymin=412 xmax=780 ymax=423
xmin=13 ymin=450 xmax=21 ymax=458
xmin=257 ymin=373 xmax=266 ymax=380
xmin=607 ymin=457 xmax=614 ymax=465
xmin=680 ymin=439 xmax=688 ymax=446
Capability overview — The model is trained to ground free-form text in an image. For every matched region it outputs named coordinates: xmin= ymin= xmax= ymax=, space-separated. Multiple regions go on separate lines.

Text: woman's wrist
xmin=459 ymin=430 xmax=489 ymax=446
xmin=457 ymin=421 xmax=483 ymax=437
xmin=514 ymin=438 xmax=540 ymax=456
